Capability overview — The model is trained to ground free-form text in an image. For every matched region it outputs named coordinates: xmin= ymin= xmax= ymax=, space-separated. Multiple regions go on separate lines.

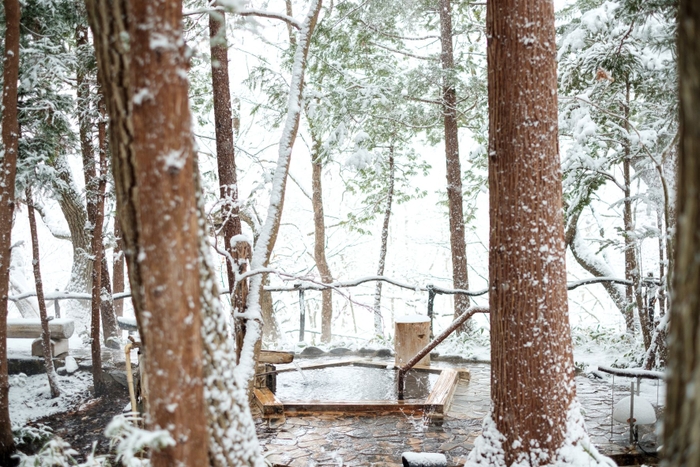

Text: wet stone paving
xmin=253 ymin=360 xmax=664 ymax=466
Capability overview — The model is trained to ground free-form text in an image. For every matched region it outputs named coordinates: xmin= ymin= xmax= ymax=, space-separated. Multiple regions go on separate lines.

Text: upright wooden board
xmin=395 ymin=316 xmax=431 ymax=367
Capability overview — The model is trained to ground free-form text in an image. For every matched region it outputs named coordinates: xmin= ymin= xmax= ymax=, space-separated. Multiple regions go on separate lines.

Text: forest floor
xmin=8 ymin=343 xmax=662 ymax=466
xmin=16 ymin=384 xmax=129 ymax=461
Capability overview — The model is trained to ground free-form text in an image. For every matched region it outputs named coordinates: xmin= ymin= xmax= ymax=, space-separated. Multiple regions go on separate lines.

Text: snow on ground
xmin=9 ymin=371 xmax=92 ymax=431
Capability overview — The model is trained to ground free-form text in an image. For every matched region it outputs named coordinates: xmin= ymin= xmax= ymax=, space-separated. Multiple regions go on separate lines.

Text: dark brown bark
xmin=622 ymin=80 xmax=648 ymax=342
xmin=439 ymin=0 xmax=470 ymax=326
xmin=663 ymin=0 xmax=700 ymax=463
xmin=208 ymin=7 xmax=250 ymax=360
xmin=96 ymin=102 xmax=119 ymax=345
xmin=26 ymin=188 xmax=61 ymax=398
xmin=310 ymin=131 xmax=333 ymax=343
xmin=86 ymin=1 xmax=210 ymax=465
xmin=79 ymin=29 xmax=119 ymax=346
xmin=113 ymin=217 xmax=124 ymax=317
xmin=372 ymin=146 xmax=395 ymax=336
xmin=0 ymin=0 xmax=20 ymax=462
xmin=89 ymin=120 xmax=107 ymax=395
xmin=485 ymin=0 xmax=575 ymax=463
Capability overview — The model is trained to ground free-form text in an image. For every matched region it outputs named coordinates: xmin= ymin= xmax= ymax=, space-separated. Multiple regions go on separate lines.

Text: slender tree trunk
xmin=622 ymin=79 xmax=649 ymax=343
xmin=310 ymin=130 xmax=333 ymax=343
xmin=26 ymin=188 xmax=61 ymax=398
xmin=97 ymin=102 xmax=119 ymax=346
xmin=89 ymin=118 xmax=109 ymax=395
xmin=113 ymin=218 xmax=124 ymax=316
xmin=657 ymin=208 xmax=666 ymax=317
xmin=467 ymin=2 xmax=611 ymax=465
xmin=372 ymin=146 xmax=395 ymax=336
xmin=0 ymin=0 xmax=20 ymax=462
xmin=243 ymin=0 xmax=321 ymax=363
xmin=439 ymin=0 xmax=470 ymax=327
xmin=663 ymin=0 xmax=700 ymax=463
xmin=86 ymin=1 xmax=210 ymax=465
xmin=208 ymin=7 xmax=251 ymax=361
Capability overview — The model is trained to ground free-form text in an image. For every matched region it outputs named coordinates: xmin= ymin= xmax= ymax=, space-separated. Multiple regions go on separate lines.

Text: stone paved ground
xmin=254 ymin=361 xmax=663 ymax=466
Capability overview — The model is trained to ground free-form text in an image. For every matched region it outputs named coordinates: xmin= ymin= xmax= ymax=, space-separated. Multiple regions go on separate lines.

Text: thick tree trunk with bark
xmin=52 ymin=155 xmax=92 ymax=298
xmin=467 ymin=2 xmax=611 ymax=465
xmin=372 ymin=146 xmax=395 ymax=336
xmin=663 ymin=1 xmax=700 ymax=463
xmin=26 ymin=188 xmax=61 ymax=398
xmin=310 ymin=131 xmax=333 ymax=343
xmin=0 ymin=0 xmax=20 ymax=462
xmin=86 ymin=1 xmax=210 ymax=465
xmin=209 ymin=8 xmax=251 ymax=360
xmin=439 ymin=0 xmax=470 ymax=327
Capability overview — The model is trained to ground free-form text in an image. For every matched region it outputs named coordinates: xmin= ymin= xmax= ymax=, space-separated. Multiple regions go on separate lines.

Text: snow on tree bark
xmin=208 ymin=7 xmax=251 ymax=361
xmin=663 ymin=0 xmax=700 ymax=463
xmin=26 ymin=187 xmax=61 ymax=399
xmin=372 ymin=145 xmax=395 ymax=337
xmin=193 ymin=158 xmax=264 ymax=467
xmin=439 ymin=0 xmax=471 ymax=328
xmin=0 ymin=0 xmax=20 ymax=463
xmin=240 ymin=0 xmax=322 ymax=378
xmin=466 ymin=1 xmax=613 ymax=465
xmin=86 ymin=0 xmax=210 ymax=465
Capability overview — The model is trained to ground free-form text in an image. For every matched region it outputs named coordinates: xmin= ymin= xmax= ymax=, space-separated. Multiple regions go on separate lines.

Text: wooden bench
xmin=7 ymin=318 xmax=75 ymax=357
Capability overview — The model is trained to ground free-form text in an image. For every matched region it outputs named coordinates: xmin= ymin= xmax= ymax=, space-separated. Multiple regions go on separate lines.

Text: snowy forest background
xmin=1 ymin=0 xmax=691 ymax=464
xmin=5 ymin=0 xmax=675 ymax=367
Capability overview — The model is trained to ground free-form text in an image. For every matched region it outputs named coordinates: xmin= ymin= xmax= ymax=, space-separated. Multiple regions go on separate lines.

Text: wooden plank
xmin=283 ymin=400 xmax=426 ymax=414
xmin=7 ymin=318 xmax=75 ymax=339
xmin=259 ymin=350 xmax=294 ymax=364
xmin=254 ymin=388 xmax=284 ymax=417
xmin=424 ymin=369 xmax=459 ymax=416
xmin=275 ymin=359 xmax=363 ymax=373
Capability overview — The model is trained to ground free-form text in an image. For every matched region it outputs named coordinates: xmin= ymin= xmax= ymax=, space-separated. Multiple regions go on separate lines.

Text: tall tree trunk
xmin=468 ymin=1 xmax=611 ymax=465
xmin=663 ymin=0 xmax=700 ymax=463
xmin=96 ymin=102 xmax=119 ymax=346
xmin=243 ymin=0 xmax=321 ymax=362
xmin=310 ymin=130 xmax=333 ymax=343
xmin=86 ymin=1 xmax=210 ymax=465
xmin=622 ymin=79 xmax=648 ymax=342
xmin=0 ymin=0 xmax=20 ymax=463
xmin=89 ymin=115 xmax=109 ymax=395
xmin=113 ymin=218 xmax=124 ymax=316
xmin=439 ymin=0 xmax=470 ymax=327
xmin=26 ymin=187 xmax=61 ymax=398
xmin=372 ymin=146 xmax=395 ymax=336
xmin=208 ymin=6 xmax=250 ymax=361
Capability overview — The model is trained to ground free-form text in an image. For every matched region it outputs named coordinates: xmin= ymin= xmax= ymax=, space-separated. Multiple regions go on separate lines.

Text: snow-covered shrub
xmin=13 ymin=424 xmax=53 ymax=453
xmin=105 ymin=415 xmax=175 ymax=467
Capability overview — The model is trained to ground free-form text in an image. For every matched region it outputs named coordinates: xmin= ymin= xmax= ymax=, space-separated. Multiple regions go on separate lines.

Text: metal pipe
xmin=299 ymin=288 xmax=306 ymax=342
xmin=397 ymin=306 xmax=489 ymax=400
xmin=629 ymin=382 xmax=635 ymax=445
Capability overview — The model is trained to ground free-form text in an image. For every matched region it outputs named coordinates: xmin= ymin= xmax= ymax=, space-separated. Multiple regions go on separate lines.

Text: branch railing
xmin=8 ymin=273 xmax=661 ymax=342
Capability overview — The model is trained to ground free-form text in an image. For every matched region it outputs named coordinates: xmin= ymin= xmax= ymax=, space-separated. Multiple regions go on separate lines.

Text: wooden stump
xmin=395 ymin=315 xmax=431 ymax=367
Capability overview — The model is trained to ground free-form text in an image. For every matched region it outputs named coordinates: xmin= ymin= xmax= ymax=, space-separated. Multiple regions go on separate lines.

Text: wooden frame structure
xmin=254 ymin=359 xmax=468 ymax=420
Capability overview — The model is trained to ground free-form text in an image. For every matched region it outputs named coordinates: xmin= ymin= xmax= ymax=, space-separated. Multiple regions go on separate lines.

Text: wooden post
xmin=395 ymin=316 xmax=431 ymax=367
